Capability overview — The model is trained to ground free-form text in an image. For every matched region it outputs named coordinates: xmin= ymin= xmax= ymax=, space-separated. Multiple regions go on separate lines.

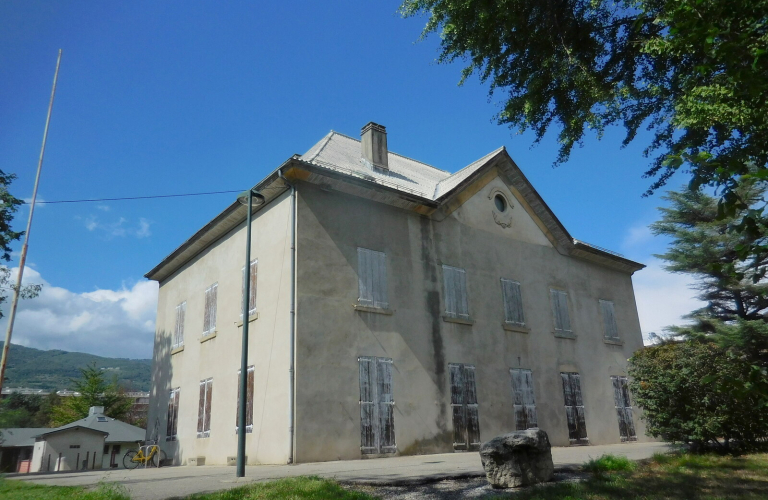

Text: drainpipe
xmin=279 ymin=169 xmax=296 ymax=464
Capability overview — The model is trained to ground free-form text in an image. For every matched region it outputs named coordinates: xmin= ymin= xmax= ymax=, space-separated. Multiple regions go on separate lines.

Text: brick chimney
xmin=361 ymin=122 xmax=388 ymax=170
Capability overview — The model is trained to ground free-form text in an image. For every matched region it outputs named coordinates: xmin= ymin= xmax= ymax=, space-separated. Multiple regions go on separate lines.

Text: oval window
xmin=494 ymin=194 xmax=507 ymax=212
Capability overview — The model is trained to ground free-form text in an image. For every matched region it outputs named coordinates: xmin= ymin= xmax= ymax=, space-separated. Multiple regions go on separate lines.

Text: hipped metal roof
xmin=145 ymin=130 xmax=644 ymax=282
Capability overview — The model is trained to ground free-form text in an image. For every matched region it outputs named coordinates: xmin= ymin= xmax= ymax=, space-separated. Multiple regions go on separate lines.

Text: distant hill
xmin=0 ymin=342 xmax=152 ymax=392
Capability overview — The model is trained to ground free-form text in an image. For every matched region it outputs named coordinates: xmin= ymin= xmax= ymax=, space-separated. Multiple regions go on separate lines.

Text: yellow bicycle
xmin=123 ymin=442 xmax=166 ymax=469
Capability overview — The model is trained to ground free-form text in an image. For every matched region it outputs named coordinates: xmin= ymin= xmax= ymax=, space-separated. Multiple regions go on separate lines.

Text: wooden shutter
xmin=197 ymin=382 xmax=205 ymax=435
xmin=166 ymin=390 xmax=175 ymax=438
xmin=449 ymin=364 xmax=466 ymax=449
xmin=358 ymin=248 xmax=388 ymax=309
xmin=443 ymin=266 xmax=469 ymax=318
xmin=464 ymin=365 xmax=481 ymax=448
xmin=204 ymin=284 xmax=218 ymax=335
xmin=172 ymin=389 xmax=180 ymax=438
xmin=358 ymin=356 xmax=377 ymax=453
xmin=204 ymin=379 xmax=213 ymax=434
xmin=501 ymin=279 xmax=525 ymax=325
xmin=250 ymin=260 xmax=258 ymax=315
xmin=611 ymin=376 xmax=636 ymax=441
xmin=551 ymin=290 xmax=572 ymax=333
xmin=511 ymin=369 xmax=537 ymax=430
xmin=377 ymin=358 xmax=396 ymax=452
xmin=174 ymin=302 xmax=186 ymax=348
xmin=236 ymin=366 xmax=256 ymax=432
xmin=600 ymin=300 xmax=619 ymax=339
xmin=561 ymin=372 xmax=588 ymax=444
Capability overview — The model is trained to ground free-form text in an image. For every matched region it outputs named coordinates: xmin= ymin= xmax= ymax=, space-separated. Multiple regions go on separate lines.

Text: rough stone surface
xmin=479 ymin=429 xmax=555 ymax=488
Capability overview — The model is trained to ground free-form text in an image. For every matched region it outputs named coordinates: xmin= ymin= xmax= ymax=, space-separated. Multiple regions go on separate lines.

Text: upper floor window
xmin=357 ymin=248 xmax=388 ymax=309
xmin=600 ymin=300 xmax=619 ymax=340
xmin=550 ymin=289 xmax=573 ymax=335
xmin=241 ymin=259 xmax=258 ymax=317
xmin=442 ymin=265 xmax=469 ymax=319
xmin=501 ymin=279 xmax=525 ymax=326
xmin=172 ymin=302 xmax=186 ymax=349
xmin=203 ymin=283 xmax=218 ymax=336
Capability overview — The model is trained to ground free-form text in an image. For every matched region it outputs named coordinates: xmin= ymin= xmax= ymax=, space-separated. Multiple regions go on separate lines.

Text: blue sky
xmin=0 ymin=1 xmax=702 ymax=359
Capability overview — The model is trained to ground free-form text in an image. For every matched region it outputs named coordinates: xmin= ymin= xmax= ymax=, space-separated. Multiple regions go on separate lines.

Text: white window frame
xmin=501 ymin=278 xmax=525 ymax=326
xmin=203 ymin=283 xmax=218 ymax=336
xmin=357 ymin=248 xmax=388 ymax=309
xmin=197 ymin=378 xmax=213 ymax=438
xmin=442 ymin=265 xmax=469 ymax=319
xmin=172 ymin=302 xmax=186 ymax=349
xmin=235 ymin=365 xmax=255 ymax=434
xmin=166 ymin=387 xmax=180 ymax=441
xmin=600 ymin=299 xmax=619 ymax=340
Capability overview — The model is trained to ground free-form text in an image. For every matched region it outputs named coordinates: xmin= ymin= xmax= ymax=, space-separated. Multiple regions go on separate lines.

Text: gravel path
xmin=344 ymin=470 xmax=587 ymax=499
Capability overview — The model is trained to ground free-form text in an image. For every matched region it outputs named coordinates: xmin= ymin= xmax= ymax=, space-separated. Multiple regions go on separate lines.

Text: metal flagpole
xmin=0 ymin=49 xmax=62 ymax=393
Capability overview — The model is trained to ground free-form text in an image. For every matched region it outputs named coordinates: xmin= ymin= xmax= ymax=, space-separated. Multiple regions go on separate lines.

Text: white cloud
xmin=96 ymin=205 xmax=110 ymax=211
xmin=632 ymin=258 xmax=705 ymax=343
xmin=0 ymin=267 xmax=158 ymax=359
xmin=622 ymin=223 xmax=653 ymax=250
xmin=80 ymin=215 xmax=153 ymax=239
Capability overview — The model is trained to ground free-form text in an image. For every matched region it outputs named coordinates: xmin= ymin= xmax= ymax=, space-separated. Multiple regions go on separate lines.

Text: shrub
xmin=629 ymin=340 xmax=768 ymax=451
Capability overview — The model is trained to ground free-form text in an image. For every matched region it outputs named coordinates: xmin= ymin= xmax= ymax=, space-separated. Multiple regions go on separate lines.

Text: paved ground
xmin=10 ymin=442 xmax=670 ymax=499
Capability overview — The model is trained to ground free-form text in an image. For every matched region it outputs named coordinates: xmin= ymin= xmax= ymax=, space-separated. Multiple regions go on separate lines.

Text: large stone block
xmin=479 ymin=429 xmax=554 ymax=488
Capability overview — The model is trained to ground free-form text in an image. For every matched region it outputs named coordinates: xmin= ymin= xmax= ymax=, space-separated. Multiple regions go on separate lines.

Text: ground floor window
xmin=510 ymin=368 xmax=537 ymax=430
xmin=358 ymin=356 xmax=396 ymax=454
xmin=198 ymin=378 xmax=213 ymax=438
xmin=611 ymin=375 xmax=637 ymax=442
xmin=560 ymin=372 xmax=589 ymax=445
xmin=449 ymin=363 xmax=480 ymax=450
xmin=167 ymin=387 xmax=180 ymax=441
xmin=236 ymin=365 xmax=255 ymax=433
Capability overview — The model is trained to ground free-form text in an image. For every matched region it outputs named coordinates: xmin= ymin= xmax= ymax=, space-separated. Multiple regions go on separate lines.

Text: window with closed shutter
xmin=236 ymin=365 xmax=255 ymax=433
xmin=241 ymin=260 xmax=258 ymax=317
xmin=357 ymin=248 xmax=388 ymax=309
xmin=358 ymin=356 xmax=396 ymax=454
xmin=449 ymin=363 xmax=481 ymax=450
xmin=600 ymin=300 xmax=619 ymax=340
xmin=443 ymin=265 xmax=469 ymax=319
xmin=197 ymin=378 xmax=213 ymax=438
xmin=561 ymin=372 xmax=588 ymax=444
xmin=611 ymin=376 xmax=637 ymax=441
xmin=173 ymin=302 xmax=186 ymax=349
xmin=550 ymin=289 xmax=572 ymax=335
xmin=203 ymin=284 xmax=218 ymax=336
xmin=166 ymin=388 xmax=180 ymax=441
xmin=510 ymin=369 xmax=537 ymax=430
xmin=501 ymin=279 xmax=525 ymax=326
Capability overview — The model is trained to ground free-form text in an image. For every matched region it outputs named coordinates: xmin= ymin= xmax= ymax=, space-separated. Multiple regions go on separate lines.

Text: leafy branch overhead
xmin=401 ymin=0 xmax=768 ymax=201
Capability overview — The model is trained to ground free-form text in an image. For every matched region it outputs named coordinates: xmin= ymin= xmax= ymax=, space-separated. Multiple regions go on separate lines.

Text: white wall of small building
xmin=30 ymin=429 xmax=106 ymax=472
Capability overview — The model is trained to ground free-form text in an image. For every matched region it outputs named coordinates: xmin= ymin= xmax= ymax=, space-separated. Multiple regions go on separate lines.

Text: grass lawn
xmin=0 ymin=479 xmax=130 ymax=500
xmin=510 ymin=452 xmax=768 ymax=499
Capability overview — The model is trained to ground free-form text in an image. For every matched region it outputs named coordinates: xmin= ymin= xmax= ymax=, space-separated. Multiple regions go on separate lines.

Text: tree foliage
xmin=50 ymin=364 xmax=133 ymax=427
xmin=629 ymin=340 xmax=768 ymax=451
xmin=400 ymin=0 xmax=768 ymax=207
xmin=651 ymin=181 xmax=768 ymax=322
xmin=0 ymin=170 xmax=42 ymax=317
xmin=0 ymin=392 xmax=60 ymax=428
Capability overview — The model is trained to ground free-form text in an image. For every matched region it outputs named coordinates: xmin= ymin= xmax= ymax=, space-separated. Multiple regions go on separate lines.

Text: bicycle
xmin=123 ymin=441 xmax=167 ymax=469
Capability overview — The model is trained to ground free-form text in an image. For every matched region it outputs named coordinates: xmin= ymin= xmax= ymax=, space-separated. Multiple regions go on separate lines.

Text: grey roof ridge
xmin=326 ymin=130 xmax=450 ymax=174
xmin=433 ymin=146 xmax=507 ymax=198
xmin=304 ymin=131 xmax=335 ymax=163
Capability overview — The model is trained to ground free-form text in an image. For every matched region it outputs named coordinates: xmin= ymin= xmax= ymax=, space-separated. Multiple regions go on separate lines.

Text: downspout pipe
xmin=279 ymin=169 xmax=296 ymax=464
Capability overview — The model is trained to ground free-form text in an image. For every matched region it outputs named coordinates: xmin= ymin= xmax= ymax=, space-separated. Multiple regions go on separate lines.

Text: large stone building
xmin=146 ymin=123 xmax=648 ymax=466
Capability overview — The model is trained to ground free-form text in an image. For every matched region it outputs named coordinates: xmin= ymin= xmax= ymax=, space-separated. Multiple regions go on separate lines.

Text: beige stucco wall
xmin=30 ymin=429 xmax=105 ymax=472
xmin=147 ymin=191 xmax=293 ymax=465
xmin=293 ymin=175 xmax=649 ymax=463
